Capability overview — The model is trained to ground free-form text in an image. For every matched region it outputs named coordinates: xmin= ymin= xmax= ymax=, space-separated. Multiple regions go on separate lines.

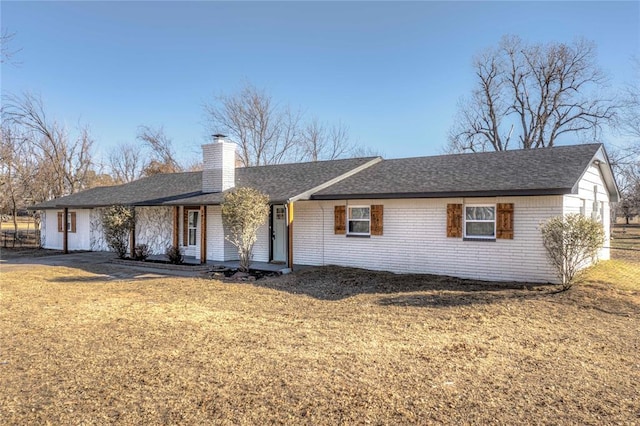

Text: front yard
xmin=0 ymin=229 xmax=638 ymax=424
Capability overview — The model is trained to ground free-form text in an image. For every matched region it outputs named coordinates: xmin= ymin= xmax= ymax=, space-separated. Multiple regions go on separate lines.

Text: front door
xmin=187 ymin=210 xmax=199 ymax=247
xmin=272 ymin=205 xmax=287 ymax=263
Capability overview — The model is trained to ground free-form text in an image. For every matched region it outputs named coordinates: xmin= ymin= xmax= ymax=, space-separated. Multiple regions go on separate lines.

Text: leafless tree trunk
xmin=449 ymin=35 xmax=616 ymax=153
xmin=3 ymin=92 xmax=95 ymax=199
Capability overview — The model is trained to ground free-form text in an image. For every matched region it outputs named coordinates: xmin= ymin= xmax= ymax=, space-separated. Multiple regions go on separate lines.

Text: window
xmin=464 ymin=205 xmax=495 ymax=239
xmin=348 ymin=206 xmax=370 ymax=235
xmin=57 ymin=211 xmax=76 ymax=233
xmin=188 ymin=211 xmax=198 ymax=246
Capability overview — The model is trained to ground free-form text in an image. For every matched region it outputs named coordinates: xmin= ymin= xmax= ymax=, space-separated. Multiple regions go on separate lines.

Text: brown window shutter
xmin=497 ymin=203 xmax=514 ymax=239
xmin=446 ymin=204 xmax=462 ymax=238
xmin=371 ymin=205 xmax=383 ymax=236
xmin=57 ymin=212 xmax=63 ymax=232
xmin=70 ymin=212 xmax=77 ymax=233
xmin=334 ymin=205 xmax=346 ymax=235
xmin=183 ymin=208 xmax=188 ymax=245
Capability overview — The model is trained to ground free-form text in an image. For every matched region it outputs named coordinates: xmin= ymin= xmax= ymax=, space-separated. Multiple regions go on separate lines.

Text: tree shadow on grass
xmin=252 ymin=265 xmax=555 ymax=304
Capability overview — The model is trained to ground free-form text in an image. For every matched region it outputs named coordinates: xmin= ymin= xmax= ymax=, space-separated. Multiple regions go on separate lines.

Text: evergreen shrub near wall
xmin=102 ymin=205 xmax=135 ymax=259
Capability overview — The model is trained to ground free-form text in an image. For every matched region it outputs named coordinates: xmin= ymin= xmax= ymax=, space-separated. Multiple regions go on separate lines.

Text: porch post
xmin=200 ymin=205 xmax=207 ymax=264
xmin=129 ymin=207 xmax=136 ymax=258
xmin=172 ymin=206 xmax=179 ymax=248
xmin=63 ymin=207 xmax=68 ymax=254
xmin=287 ymin=201 xmax=294 ymax=271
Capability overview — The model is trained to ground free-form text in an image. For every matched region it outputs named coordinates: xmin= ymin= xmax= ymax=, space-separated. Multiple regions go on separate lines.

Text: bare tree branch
xmin=449 ymin=35 xmax=616 ymax=152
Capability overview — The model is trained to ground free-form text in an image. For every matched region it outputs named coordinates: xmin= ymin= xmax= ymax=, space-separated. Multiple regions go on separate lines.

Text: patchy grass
xmin=582 ymin=225 xmax=640 ymax=291
xmin=1 ymin=259 xmax=638 ymax=424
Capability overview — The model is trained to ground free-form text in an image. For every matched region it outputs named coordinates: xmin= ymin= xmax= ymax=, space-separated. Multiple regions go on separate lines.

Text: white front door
xmin=272 ymin=205 xmax=287 ymax=263
xmin=188 ymin=210 xmax=199 ymax=247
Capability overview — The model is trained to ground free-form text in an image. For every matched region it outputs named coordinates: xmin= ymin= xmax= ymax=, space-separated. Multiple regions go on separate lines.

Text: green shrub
xmin=102 ymin=205 xmax=135 ymax=259
xmin=541 ymin=213 xmax=605 ymax=290
xmin=221 ymin=187 xmax=270 ymax=272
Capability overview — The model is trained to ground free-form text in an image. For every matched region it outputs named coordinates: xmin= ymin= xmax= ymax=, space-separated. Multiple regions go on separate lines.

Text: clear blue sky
xmin=2 ymin=1 xmax=639 ymax=165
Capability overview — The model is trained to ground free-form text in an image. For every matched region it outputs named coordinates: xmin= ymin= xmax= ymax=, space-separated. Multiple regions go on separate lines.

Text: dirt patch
xmin=1 ymin=259 xmax=639 ymax=424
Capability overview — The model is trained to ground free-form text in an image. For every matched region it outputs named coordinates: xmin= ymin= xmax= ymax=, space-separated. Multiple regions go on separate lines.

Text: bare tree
xmin=299 ymin=118 xmax=354 ymax=161
xmin=108 ymin=142 xmax=144 ymax=183
xmin=449 ymin=35 xmax=616 ymax=152
xmin=204 ymin=83 xmax=303 ymax=167
xmin=136 ymin=125 xmax=182 ymax=176
xmin=3 ymin=92 xmax=95 ymax=199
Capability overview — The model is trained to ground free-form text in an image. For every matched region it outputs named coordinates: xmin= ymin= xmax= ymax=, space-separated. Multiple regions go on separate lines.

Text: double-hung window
xmin=464 ymin=205 xmax=495 ymax=239
xmin=348 ymin=206 xmax=370 ymax=236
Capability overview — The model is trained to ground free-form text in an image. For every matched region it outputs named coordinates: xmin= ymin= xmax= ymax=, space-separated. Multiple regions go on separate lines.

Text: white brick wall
xmin=293 ymin=196 xmax=564 ymax=283
xmin=202 ymin=141 xmax=236 ymax=193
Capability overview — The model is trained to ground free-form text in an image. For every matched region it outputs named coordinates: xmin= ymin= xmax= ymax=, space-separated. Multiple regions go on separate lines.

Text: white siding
xmin=563 ymin=163 xmax=611 ymax=260
xmin=206 ymin=206 xmax=225 ymax=261
xmin=294 ymin=197 xmax=563 ymax=283
xmin=42 ymin=209 xmax=92 ymax=250
xmin=253 ymin=222 xmax=270 ymax=262
xmin=206 ymin=206 xmax=270 ymax=262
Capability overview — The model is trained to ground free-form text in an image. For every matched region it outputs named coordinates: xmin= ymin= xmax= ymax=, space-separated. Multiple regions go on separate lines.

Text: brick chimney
xmin=202 ymin=134 xmax=236 ymax=193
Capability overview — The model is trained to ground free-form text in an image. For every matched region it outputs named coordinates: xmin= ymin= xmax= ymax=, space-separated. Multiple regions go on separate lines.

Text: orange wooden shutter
xmin=371 ymin=205 xmax=383 ymax=236
xmin=70 ymin=212 xmax=77 ymax=233
xmin=57 ymin=212 xmax=63 ymax=232
xmin=446 ymin=204 xmax=462 ymax=238
xmin=334 ymin=205 xmax=346 ymax=234
xmin=497 ymin=203 xmax=514 ymax=239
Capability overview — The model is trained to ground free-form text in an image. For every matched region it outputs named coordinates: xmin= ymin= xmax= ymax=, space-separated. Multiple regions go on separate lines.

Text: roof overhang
xmin=310 ymin=188 xmax=572 ymax=200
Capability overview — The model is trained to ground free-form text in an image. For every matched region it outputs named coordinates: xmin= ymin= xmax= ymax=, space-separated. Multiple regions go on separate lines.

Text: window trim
xmin=463 ymin=204 xmax=496 ymax=240
xmin=347 ymin=205 xmax=371 ymax=236
xmin=187 ymin=210 xmax=198 ymax=246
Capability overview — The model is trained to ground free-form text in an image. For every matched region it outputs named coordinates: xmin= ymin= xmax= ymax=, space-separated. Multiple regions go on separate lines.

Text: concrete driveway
xmin=0 ymin=251 xmax=206 ymax=279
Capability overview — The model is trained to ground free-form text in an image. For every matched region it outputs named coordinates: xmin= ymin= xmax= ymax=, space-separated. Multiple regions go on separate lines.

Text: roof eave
xmin=310 ymin=188 xmax=572 ymax=200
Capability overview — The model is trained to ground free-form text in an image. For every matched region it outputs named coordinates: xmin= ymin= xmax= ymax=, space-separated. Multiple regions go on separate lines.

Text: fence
xmin=1 ymin=230 xmax=41 ymax=248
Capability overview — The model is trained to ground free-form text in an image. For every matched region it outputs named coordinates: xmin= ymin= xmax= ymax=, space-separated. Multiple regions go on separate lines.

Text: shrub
xmin=541 ymin=213 xmax=605 ymax=290
xmin=221 ymin=187 xmax=270 ymax=272
xmin=165 ymin=245 xmax=184 ymax=265
xmin=133 ymin=244 xmax=151 ymax=261
xmin=102 ymin=205 xmax=135 ymax=259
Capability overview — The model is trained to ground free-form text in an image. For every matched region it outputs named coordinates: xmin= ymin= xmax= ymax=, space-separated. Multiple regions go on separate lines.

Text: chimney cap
xmin=212 ymin=134 xmax=227 ymax=139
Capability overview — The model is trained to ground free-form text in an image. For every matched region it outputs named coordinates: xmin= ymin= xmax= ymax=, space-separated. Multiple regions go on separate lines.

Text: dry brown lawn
xmin=1 ymin=233 xmax=639 ymax=424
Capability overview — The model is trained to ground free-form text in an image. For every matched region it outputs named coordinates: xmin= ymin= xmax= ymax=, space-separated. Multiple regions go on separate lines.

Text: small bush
xmin=221 ymin=187 xmax=270 ymax=272
xmin=102 ymin=205 xmax=135 ymax=259
xmin=541 ymin=213 xmax=605 ymax=290
xmin=165 ymin=245 xmax=183 ymax=265
xmin=133 ymin=244 xmax=151 ymax=261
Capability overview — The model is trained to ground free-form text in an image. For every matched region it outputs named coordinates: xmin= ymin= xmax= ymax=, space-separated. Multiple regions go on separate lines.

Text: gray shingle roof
xmin=31 ymin=144 xmax=611 ymax=210
xmin=31 ymin=157 xmax=379 ymax=209
xmin=312 ymin=143 xmax=604 ymax=199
